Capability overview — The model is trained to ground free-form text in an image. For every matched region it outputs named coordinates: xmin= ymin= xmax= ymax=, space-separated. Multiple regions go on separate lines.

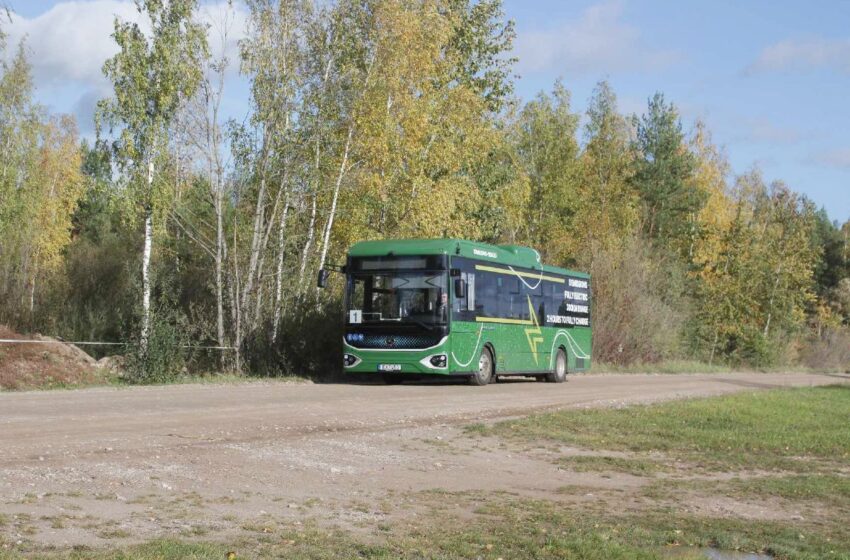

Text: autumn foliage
xmin=0 ymin=0 xmax=848 ymax=377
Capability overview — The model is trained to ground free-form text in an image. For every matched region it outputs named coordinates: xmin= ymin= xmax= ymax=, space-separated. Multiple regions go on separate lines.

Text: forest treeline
xmin=1 ymin=0 xmax=848 ymax=380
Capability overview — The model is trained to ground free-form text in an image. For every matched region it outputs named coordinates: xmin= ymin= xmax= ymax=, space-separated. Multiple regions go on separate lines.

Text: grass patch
xmin=559 ymin=455 xmax=671 ymax=476
xmin=96 ymin=528 xmax=131 ymax=540
xmin=472 ymin=385 xmax=850 ymax=472
xmin=646 ymin=474 xmax=850 ymax=510
xmin=590 ymin=361 xmax=842 ymax=374
xmin=3 ymin=496 xmax=848 ymax=560
xmin=725 ymin=474 xmax=850 ymax=506
xmin=592 ymin=360 xmax=734 ymax=374
xmin=3 ymin=369 xmax=310 ymax=392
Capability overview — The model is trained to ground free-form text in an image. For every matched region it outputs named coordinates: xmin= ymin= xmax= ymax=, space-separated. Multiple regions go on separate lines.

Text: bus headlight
xmin=420 ymin=354 xmax=448 ymax=369
xmin=343 ymin=354 xmax=361 ymax=368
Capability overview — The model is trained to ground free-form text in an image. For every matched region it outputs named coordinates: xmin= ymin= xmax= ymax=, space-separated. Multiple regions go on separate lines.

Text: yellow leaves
xmin=18 ymin=116 xmax=84 ymax=275
xmin=335 ymin=0 xmax=491 ymax=245
xmin=572 ymin=149 xmax=640 ymax=260
xmin=689 ymin=134 xmax=821 ymax=353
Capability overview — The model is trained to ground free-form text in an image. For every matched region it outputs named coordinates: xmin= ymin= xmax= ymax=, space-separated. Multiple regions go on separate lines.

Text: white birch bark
xmin=272 ymin=188 xmax=291 ymax=341
xmin=240 ymin=150 xmax=269 ymax=317
xmin=315 ymin=124 xmax=353 ymax=290
xmin=298 ymin=194 xmax=318 ymax=289
xmin=140 ymin=159 xmax=154 ymax=353
xmin=215 ymin=188 xmax=225 ymax=349
xmin=232 ymin=224 xmax=242 ymax=372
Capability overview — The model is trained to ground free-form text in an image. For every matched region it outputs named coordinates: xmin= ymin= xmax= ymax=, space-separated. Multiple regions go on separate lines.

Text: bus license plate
xmin=378 ymin=364 xmax=402 ymax=372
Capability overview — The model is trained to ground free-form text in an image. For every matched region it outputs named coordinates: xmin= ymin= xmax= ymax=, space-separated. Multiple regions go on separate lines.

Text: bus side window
xmin=464 ymin=272 xmax=475 ymax=311
xmin=452 ymin=266 xmax=477 ymax=320
xmin=546 ymin=281 xmax=559 ymax=324
xmin=478 ymin=271 xmax=499 ymax=318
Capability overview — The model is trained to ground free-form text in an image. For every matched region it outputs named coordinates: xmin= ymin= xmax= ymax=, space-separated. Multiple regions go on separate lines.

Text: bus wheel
xmin=382 ymin=373 xmax=404 ymax=385
xmin=546 ymin=349 xmax=567 ymax=383
xmin=470 ymin=348 xmax=493 ymax=386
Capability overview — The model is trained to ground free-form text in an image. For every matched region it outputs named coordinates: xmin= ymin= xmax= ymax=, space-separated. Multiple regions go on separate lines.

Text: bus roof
xmin=347 ymin=238 xmax=589 ymax=279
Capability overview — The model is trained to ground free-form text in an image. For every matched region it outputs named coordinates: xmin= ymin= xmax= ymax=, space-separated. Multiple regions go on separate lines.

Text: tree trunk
xmin=316 ymin=56 xmax=374 ymax=265
xmin=232 ymin=224 xmax=242 ymax=372
xmin=252 ymin=172 xmax=290 ymax=331
xmin=708 ymin=330 xmax=718 ymax=366
xmin=140 ymin=160 xmax=154 ymax=354
xmin=239 ymin=149 xmax=269 ymax=333
xmin=763 ymin=264 xmax=782 ymax=338
xmin=316 ymin=124 xmax=353 ymax=292
xmin=29 ymin=276 xmax=35 ymax=315
xmin=299 ymin=194 xmax=317 ymax=289
xmin=242 ymin=174 xmax=267 ymax=304
xmin=272 ymin=189 xmax=291 ymax=341
xmin=215 ymin=189 xmax=225 ymax=351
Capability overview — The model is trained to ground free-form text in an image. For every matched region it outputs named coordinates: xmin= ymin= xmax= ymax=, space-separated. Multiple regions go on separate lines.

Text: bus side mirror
xmin=317 ymin=269 xmax=329 ymax=288
xmin=454 ymin=278 xmax=466 ymax=299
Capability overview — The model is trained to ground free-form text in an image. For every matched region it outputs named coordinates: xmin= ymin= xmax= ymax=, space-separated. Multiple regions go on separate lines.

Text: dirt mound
xmin=0 ymin=326 xmax=114 ymax=390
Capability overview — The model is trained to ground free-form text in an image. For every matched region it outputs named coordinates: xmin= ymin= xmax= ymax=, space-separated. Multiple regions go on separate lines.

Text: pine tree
xmin=631 ymin=93 xmax=702 ymax=254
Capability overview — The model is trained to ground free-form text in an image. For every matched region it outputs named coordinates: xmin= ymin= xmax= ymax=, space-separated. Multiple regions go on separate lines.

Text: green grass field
xmin=469 ymin=384 xmax=850 ymax=472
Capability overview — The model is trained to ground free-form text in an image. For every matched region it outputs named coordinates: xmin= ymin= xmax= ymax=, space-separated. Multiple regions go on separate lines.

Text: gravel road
xmin=0 ymin=372 xmax=844 ymax=547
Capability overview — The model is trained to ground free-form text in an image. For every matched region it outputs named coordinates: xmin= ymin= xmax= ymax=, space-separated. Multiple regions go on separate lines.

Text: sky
xmin=4 ymin=0 xmax=850 ymax=223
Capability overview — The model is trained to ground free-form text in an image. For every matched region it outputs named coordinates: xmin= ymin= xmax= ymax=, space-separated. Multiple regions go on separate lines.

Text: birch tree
xmin=0 ymin=44 xmax=84 ymax=328
xmin=233 ymin=0 xmax=306 ymax=351
xmin=177 ymin=3 xmax=240 ymax=355
xmin=97 ymin=0 xmax=207 ymax=354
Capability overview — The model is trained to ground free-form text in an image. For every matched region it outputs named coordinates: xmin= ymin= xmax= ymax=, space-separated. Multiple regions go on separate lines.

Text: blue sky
xmin=5 ymin=0 xmax=850 ymax=223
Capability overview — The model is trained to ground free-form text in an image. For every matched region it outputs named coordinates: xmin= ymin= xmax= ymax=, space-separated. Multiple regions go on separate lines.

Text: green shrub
xmin=123 ymin=301 xmax=192 ymax=384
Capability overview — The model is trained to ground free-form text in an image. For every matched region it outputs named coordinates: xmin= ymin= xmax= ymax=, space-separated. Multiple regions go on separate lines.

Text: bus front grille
xmin=349 ymin=334 xmax=443 ymax=350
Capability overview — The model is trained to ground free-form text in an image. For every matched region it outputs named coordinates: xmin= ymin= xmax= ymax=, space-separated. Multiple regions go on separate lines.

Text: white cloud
xmin=514 ymin=0 xmax=681 ymax=76
xmin=746 ymin=37 xmax=850 ymax=75
xmin=810 ymin=148 xmax=850 ymax=170
xmin=6 ymin=1 xmax=141 ymax=87
xmin=5 ymin=1 xmax=247 ymax=86
xmin=4 ymin=1 xmax=247 ymax=134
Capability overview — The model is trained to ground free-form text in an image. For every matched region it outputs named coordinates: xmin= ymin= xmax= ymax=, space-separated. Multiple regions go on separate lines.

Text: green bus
xmin=319 ymin=239 xmax=591 ymax=385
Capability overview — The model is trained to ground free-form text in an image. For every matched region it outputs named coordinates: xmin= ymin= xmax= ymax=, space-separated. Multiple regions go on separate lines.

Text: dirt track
xmin=0 ymin=372 xmax=844 ymax=547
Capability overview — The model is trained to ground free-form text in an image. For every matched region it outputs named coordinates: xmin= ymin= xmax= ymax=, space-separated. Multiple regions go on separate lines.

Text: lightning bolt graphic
xmin=524 ymin=295 xmax=544 ymax=365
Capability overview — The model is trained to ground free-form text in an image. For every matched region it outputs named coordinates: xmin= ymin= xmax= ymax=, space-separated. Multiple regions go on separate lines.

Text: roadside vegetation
xmin=1 ymin=1 xmax=848 ymax=386
xmin=591 ymin=360 xmax=735 ymax=374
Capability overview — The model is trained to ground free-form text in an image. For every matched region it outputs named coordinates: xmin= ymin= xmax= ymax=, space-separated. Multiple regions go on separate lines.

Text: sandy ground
xmin=0 ymin=372 xmax=844 ymax=548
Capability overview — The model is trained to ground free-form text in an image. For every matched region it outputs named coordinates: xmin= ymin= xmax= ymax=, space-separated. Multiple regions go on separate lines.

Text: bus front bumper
xmin=342 ymin=342 xmax=453 ymax=375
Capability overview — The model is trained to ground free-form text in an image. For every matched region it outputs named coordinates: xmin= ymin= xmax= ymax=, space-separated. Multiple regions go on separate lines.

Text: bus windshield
xmin=346 ymin=271 xmax=448 ymax=326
